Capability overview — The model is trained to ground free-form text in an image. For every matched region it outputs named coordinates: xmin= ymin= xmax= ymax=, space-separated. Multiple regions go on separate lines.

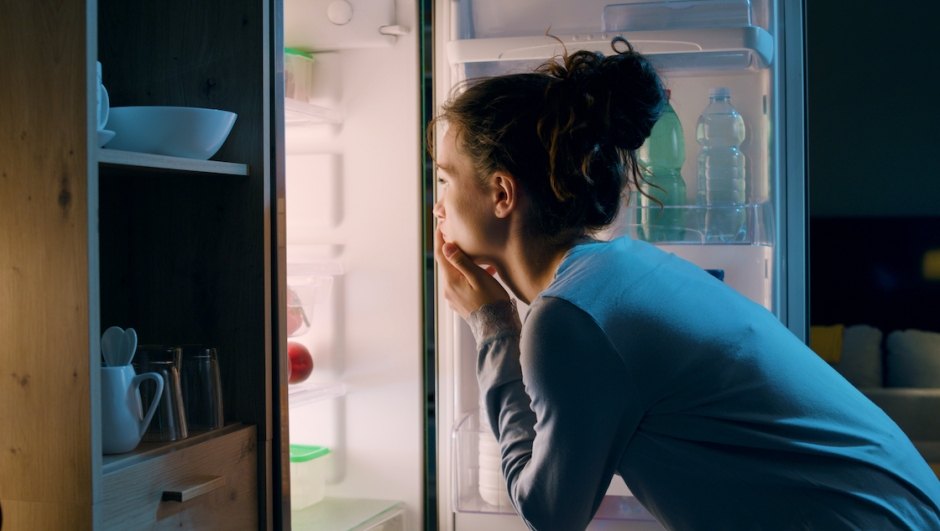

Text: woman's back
xmin=526 ymin=236 xmax=940 ymax=529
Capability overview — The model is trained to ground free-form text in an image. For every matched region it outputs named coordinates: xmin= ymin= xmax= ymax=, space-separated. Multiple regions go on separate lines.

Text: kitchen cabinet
xmin=0 ymin=0 xmax=288 ymax=529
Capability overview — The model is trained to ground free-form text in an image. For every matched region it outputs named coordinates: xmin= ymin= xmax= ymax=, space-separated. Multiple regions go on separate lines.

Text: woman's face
xmin=432 ymin=127 xmax=499 ymax=260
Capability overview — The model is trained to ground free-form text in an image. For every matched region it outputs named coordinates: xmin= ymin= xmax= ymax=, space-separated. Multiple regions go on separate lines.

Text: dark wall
xmin=807 ymin=1 xmax=940 ymax=217
xmin=807 ymin=2 xmax=940 ymax=331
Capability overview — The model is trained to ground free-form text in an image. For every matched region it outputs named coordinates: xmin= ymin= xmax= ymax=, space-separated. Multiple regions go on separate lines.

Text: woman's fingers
xmin=441 ymin=242 xmax=481 ymax=289
xmin=434 ymin=226 xmax=470 ymax=287
xmin=433 ymin=225 xmax=510 ymax=319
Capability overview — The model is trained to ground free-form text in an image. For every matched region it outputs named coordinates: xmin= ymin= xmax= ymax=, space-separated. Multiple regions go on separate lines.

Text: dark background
xmin=807 ymin=1 xmax=940 ymax=332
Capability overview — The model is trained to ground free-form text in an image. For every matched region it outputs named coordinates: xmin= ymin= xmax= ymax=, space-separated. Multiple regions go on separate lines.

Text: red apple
xmin=288 ymin=341 xmax=313 ymax=384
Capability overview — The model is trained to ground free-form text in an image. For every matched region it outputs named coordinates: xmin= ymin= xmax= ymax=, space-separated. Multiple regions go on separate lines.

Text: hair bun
xmin=598 ymin=39 xmax=667 ymax=151
xmin=539 ymin=37 xmax=665 ymax=153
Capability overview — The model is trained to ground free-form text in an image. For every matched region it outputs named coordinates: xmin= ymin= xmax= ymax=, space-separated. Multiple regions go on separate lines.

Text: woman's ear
xmin=491 ymin=171 xmax=517 ymax=219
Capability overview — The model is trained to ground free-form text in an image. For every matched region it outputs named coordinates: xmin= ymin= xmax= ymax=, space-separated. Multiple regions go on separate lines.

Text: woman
xmin=431 ymin=38 xmax=940 ymax=531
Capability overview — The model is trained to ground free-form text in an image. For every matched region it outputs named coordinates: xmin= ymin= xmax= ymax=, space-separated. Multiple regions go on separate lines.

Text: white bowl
xmin=105 ymin=106 xmax=237 ymax=160
xmin=97 ymin=129 xmax=116 ymax=148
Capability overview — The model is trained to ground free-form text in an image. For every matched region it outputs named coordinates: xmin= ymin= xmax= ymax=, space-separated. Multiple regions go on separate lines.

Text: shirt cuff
xmin=466 ymin=299 xmax=522 ymax=346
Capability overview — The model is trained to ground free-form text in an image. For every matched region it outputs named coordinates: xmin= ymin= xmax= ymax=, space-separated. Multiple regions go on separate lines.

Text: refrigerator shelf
xmin=289 ymin=381 xmax=347 ymax=409
xmin=286 ymin=97 xmax=342 ymax=125
xmin=611 ymin=201 xmax=776 ymax=246
xmin=291 ymin=497 xmax=404 ymax=531
xmin=452 ymin=412 xmax=657 ymax=522
xmin=446 ymin=26 xmax=772 ymax=71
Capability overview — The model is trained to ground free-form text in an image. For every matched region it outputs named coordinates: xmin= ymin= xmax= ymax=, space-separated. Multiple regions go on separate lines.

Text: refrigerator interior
xmin=433 ymin=1 xmax=794 ymax=530
xmin=280 ymin=0 xmax=425 ymax=529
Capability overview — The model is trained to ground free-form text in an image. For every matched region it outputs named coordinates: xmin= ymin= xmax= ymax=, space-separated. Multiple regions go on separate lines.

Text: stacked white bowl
xmin=478 ymin=410 xmax=512 ymax=508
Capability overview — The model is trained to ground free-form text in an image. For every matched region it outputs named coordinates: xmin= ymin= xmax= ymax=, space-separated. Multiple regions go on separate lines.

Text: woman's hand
xmin=434 ymin=226 xmax=510 ymax=319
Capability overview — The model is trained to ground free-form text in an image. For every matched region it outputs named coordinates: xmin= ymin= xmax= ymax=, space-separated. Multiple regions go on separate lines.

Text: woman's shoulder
xmin=547 ymin=236 xmax=670 ymax=296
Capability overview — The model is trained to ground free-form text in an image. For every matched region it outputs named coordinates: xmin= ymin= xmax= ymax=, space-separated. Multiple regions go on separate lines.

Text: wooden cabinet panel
xmin=0 ymin=0 xmax=94 ymax=510
xmin=99 ymin=425 xmax=257 ymax=530
xmin=0 ymin=499 xmax=93 ymax=530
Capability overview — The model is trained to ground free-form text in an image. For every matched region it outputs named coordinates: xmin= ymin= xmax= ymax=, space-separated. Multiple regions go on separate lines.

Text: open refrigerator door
xmin=434 ymin=1 xmax=805 ymax=530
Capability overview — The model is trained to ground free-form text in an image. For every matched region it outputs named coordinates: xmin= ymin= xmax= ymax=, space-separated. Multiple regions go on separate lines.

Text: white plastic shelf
xmin=285 ymin=97 xmax=342 ymax=125
xmin=289 ymin=381 xmax=347 ymax=409
xmin=447 ymin=26 xmax=773 ymax=70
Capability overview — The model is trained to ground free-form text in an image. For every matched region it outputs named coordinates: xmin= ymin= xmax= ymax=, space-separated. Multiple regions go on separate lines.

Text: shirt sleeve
xmin=476 ymin=296 xmax=644 ymax=531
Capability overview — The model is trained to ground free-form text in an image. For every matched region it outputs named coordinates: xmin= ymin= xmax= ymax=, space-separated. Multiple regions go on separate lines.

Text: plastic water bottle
xmin=696 ymin=87 xmax=746 ymax=242
xmin=636 ymin=90 xmax=686 ymax=242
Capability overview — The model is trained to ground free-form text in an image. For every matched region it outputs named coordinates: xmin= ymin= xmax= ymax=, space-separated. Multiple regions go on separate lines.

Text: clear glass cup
xmin=133 ymin=346 xmax=188 ymax=442
xmin=179 ymin=346 xmax=225 ymax=431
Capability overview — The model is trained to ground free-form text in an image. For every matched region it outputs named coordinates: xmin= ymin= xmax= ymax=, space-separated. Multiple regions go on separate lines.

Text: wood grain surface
xmin=0 ymin=500 xmax=94 ymax=531
xmin=0 ymin=0 xmax=94 ymax=520
xmin=99 ymin=424 xmax=257 ymax=530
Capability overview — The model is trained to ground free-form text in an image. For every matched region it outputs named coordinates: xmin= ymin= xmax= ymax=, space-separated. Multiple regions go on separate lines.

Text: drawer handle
xmin=162 ymin=475 xmax=227 ymax=502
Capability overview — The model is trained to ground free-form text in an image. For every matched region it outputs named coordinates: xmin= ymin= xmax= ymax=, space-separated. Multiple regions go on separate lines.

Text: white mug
xmin=96 ymin=61 xmax=110 ymax=131
xmin=101 ymin=365 xmax=163 ymax=454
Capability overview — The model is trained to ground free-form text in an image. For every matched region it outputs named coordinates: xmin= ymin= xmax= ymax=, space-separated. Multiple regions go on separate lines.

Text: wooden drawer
xmin=98 ymin=424 xmax=257 ymax=530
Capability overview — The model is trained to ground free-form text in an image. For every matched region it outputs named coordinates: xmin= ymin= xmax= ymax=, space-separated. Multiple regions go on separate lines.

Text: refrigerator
xmin=278 ymin=0 xmax=806 ymax=530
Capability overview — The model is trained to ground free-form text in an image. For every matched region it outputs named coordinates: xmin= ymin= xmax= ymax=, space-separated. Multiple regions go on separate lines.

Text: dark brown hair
xmin=430 ymin=37 xmax=666 ymax=246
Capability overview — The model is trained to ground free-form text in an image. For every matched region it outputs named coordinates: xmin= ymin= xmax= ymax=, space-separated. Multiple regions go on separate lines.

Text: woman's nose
xmin=432 ymin=198 xmax=444 ymax=220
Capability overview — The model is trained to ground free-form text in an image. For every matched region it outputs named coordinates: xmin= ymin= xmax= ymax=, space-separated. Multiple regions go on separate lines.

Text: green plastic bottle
xmin=636 ymin=90 xmax=687 ymax=242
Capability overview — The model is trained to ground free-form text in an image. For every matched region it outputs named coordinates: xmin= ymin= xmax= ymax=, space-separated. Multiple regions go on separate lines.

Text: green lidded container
xmin=289 ymin=444 xmax=331 ymax=510
xmin=289 ymin=444 xmax=330 ymax=463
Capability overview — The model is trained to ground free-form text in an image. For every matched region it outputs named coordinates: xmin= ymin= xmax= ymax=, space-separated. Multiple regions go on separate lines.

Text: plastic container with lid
xmin=284 ymin=48 xmax=315 ymax=103
xmin=290 ymin=444 xmax=331 ymax=510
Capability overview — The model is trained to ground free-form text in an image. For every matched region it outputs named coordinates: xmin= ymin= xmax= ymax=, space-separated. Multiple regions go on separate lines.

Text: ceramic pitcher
xmin=101 ymin=365 xmax=163 ymax=454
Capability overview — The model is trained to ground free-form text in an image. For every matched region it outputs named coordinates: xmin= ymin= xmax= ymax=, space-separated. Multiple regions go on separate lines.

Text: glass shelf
xmin=285 ymin=97 xmax=342 ymax=125
xmin=291 ymin=497 xmax=404 ymax=531
xmin=289 ymin=381 xmax=347 ymax=409
xmin=452 ymin=412 xmax=657 ymax=522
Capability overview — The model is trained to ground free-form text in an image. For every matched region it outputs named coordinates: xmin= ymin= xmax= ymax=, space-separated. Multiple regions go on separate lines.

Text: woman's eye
xmin=437 ymin=178 xmax=448 ymax=187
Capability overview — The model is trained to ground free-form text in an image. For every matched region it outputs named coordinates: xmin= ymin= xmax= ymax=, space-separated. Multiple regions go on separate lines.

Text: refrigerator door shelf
xmin=446 ymin=26 xmax=772 ymax=72
xmin=288 ymin=381 xmax=347 ymax=409
xmin=609 ymin=202 xmax=776 ymax=312
xmin=602 ymin=0 xmax=753 ymax=33
xmin=612 ymin=202 xmax=776 ymax=247
xmin=452 ymin=412 xmax=658 ymax=522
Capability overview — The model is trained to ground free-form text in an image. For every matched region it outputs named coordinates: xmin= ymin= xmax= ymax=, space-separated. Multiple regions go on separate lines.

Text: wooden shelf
xmin=102 ymin=423 xmax=248 ymax=476
xmin=98 ymin=148 xmax=249 ymax=176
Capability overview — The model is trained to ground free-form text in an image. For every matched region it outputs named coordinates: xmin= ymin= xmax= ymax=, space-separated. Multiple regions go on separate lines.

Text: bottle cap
xmin=709 ymin=87 xmax=731 ymax=99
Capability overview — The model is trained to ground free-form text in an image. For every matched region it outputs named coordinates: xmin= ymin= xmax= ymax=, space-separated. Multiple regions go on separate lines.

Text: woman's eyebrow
xmin=437 ymin=162 xmax=455 ymax=175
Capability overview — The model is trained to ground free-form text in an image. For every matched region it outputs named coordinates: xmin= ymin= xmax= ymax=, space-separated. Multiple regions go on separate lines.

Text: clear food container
xmin=286 ymin=261 xmax=342 ymax=338
xmin=285 ymin=48 xmax=315 ymax=103
xmin=290 ymin=444 xmax=331 ymax=510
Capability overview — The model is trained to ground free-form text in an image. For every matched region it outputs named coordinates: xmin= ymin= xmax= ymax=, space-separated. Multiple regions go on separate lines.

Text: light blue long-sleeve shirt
xmin=476 ymin=236 xmax=940 ymax=531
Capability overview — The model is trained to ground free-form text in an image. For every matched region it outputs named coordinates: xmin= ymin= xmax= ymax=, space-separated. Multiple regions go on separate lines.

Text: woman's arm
xmin=477 ymin=296 xmax=644 ymax=531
